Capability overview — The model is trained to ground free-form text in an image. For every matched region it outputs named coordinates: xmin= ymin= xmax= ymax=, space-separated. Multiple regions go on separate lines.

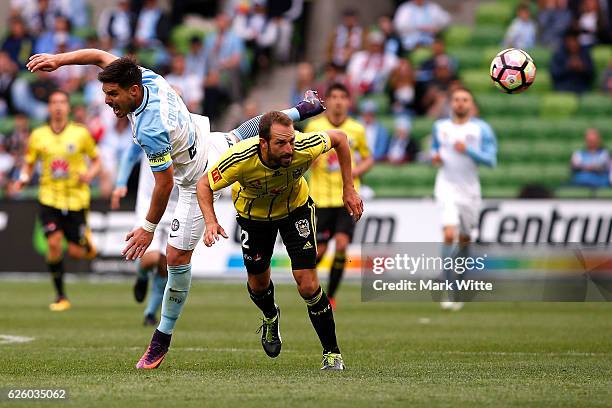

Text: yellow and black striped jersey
xmin=25 ymin=122 xmax=98 ymax=211
xmin=208 ymin=130 xmax=331 ymax=220
xmin=305 ymin=116 xmax=370 ymax=208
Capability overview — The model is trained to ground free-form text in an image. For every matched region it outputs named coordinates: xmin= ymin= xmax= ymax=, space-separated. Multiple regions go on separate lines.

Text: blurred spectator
xmin=47 ymin=41 xmax=85 ymax=94
xmin=54 ymin=0 xmax=89 ymax=29
xmin=571 ymin=128 xmax=609 ymax=188
xmin=267 ymin=0 xmax=303 ymax=63
xmin=359 ymin=99 xmax=391 ymax=161
xmin=602 ymin=57 xmax=612 ymax=93
xmin=27 ymin=0 xmax=59 ymax=35
xmin=34 ymin=15 xmax=83 ymax=55
xmin=550 ymin=32 xmax=594 ymax=93
xmin=134 ymin=0 xmax=170 ymax=48
xmin=233 ymin=98 xmax=260 ymax=130
xmin=98 ymin=0 xmax=135 ymax=49
xmin=2 ymin=16 xmax=35 ymax=68
xmin=327 ymin=8 xmax=364 ymax=69
xmin=233 ymin=0 xmax=277 ymax=76
xmin=388 ymin=115 xmax=419 ymax=164
xmin=0 ymin=141 xmax=16 ymax=190
xmin=577 ymin=0 xmax=610 ymax=47
xmin=11 ymin=70 xmax=57 ymax=121
xmin=421 ymin=59 xmax=459 ymax=118
xmin=313 ymin=62 xmax=349 ymax=98
xmin=166 ymin=54 xmax=203 ymax=114
xmin=503 ymin=4 xmax=537 ymax=50
xmin=5 ymin=113 xmax=30 ymax=172
xmin=389 ymin=59 xmax=416 ymax=115
xmin=291 ymin=62 xmax=315 ymax=106
xmin=185 ymin=35 xmax=206 ymax=81
xmin=378 ymin=15 xmax=402 ymax=56
xmin=538 ymin=0 xmax=572 ymax=48
xmin=0 ymin=52 xmax=18 ymax=117
xmin=393 ymin=0 xmax=450 ymax=52
xmin=347 ymin=30 xmax=399 ymax=97
xmin=203 ymin=13 xmax=246 ymax=118
xmin=417 ymin=36 xmax=456 ymax=82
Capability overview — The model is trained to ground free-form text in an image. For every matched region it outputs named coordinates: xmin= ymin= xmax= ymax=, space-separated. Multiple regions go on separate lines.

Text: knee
xmin=166 ymin=246 xmax=192 ymax=266
xmin=47 ymin=237 xmax=63 ymax=258
xmin=296 ymin=272 xmax=319 ymax=297
xmin=334 ymin=236 xmax=350 ymax=253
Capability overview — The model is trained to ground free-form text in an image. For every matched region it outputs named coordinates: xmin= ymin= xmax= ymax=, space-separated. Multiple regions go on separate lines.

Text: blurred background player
xmin=305 ymin=83 xmax=373 ymax=309
xmin=198 ymin=111 xmax=363 ymax=370
xmin=111 ymin=91 xmax=326 ymax=327
xmin=430 ymin=88 xmax=497 ymax=311
xmin=10 ymin=90 xmax=100 ymax=311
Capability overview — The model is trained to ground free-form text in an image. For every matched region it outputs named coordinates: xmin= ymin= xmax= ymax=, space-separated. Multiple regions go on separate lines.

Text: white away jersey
xmin=431 ymin=117 xmax=497 ymax=202
xmin=127 ymin=67 xmax=210 ymax=185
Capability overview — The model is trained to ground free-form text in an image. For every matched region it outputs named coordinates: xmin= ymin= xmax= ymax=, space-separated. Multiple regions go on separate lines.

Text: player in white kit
xmin=27 ymin=49 xmax=325 ymax=369
xmin=431 ymin=88 xmax=497 ymax=310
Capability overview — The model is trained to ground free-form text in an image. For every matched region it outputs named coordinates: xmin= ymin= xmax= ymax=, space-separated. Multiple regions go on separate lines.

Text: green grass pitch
xmin=1 ymin=279 xmax=611 ymax=407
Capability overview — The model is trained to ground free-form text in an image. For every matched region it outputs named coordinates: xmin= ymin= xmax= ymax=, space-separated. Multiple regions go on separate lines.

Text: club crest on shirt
xmin=248 ymin=179 xmax=262 ymax=189
xmin=66 ymin=143 xmax=76 ymax=153
xmin=292 ymin=168 xmax=303 ymax=179
xmin=295 ymin=219 xmax=310 ymax=238
xmin=272 ymin=170 xmax=282 ymax=177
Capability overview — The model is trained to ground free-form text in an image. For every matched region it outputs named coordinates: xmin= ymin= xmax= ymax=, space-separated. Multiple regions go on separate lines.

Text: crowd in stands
xmin=1 ymin=0 xmax=612 ymax=196
xmin=0 ymin=0 xmax=303 ymax=195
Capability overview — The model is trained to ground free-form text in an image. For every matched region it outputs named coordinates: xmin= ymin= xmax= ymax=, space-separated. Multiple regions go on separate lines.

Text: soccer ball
xmin=489 ymin=48 xmax=536 ymax=94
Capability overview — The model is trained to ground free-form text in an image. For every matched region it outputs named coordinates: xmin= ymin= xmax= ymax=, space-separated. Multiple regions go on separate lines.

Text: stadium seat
xmin=556 ymin=187 xmax=597 ymax=198
xmin=540 ymin=93 xmax=578 ymax=118
xmin=526 ymin=47 xmax=552 ymax=69
xmin=410 ymin=47 xmax=432 ymax=67
xmin=470 ymin=25 xmax=506 ymax=47
xmin=476 ymin=93 xmax=540 ymax=117
xmin=0 ymin=116 xmax=15 ymax=135
xmin=443 ymin=25 xmax=472 ymax=48
xmin=592 ymin=45 xmax=612 ymax=72
xmin=450 ymin=47 xmax=486 ymax=70
xmin=475 ymin=2 xmax=514 ymax=26
xmin=411 ymin=118 xmax=435 ymax=140
xmin=358 ymin=94 xmax=390 ymax=115
xmin=577 ymin=93 xmax=612 ymax=117
xmin=170 ymin=24 xmax=207 ymax=54
xmin=461 ymin=69 xmax=495 ymax=93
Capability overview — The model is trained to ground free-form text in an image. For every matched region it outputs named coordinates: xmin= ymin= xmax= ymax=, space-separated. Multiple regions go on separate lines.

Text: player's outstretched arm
xmin=196 ymin=175 xmax=228 ymax=247
xmin=122 ymin=166 xmax=174 ymax=260
xmin=327 ymin=129 xmax=364 ymax=221
xmin=230 ymin=90 xmax=325 ymax=141
xmin=27 ymin=48 xmax=118 ymax=72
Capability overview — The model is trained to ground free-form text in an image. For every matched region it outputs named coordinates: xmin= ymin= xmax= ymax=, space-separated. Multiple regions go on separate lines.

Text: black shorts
xmin=236 ymin=198 xmax=317 ymax=274
xmin=39 ymin=204 xmax=87 ymax=245
xmin=315 ymin=206 xmax=355 ymax=244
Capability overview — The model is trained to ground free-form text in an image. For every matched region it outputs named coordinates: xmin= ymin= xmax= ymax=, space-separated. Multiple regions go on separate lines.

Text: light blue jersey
xmin=127 ymin=67 xmax=209 ymax=186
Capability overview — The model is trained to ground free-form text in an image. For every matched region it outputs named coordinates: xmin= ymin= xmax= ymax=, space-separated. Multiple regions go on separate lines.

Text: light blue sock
xmin=144 ymin=273 xmax=167 ymax=317
xmin=157 ymin=264 xmax=191 ymax=335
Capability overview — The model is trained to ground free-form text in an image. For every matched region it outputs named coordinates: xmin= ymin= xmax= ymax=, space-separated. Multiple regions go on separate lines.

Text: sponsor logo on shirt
xmin=211 ymin=168 xmax=222 ymax=183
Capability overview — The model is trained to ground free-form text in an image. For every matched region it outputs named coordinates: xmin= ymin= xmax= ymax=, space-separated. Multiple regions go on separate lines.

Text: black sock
xmin=248 ymin=281 xmax=277 ymax=319
xmin=304 ymin=286 xmax=340 ymax=354
xmin=48 ymin=259 xmax=65 ymax=299
xmin=327 ymin=252 xmax=346 ymax=299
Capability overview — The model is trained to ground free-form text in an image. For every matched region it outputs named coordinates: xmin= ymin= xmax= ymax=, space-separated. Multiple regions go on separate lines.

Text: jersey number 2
xmin=240 ymin=229 xmax=249 ymax=249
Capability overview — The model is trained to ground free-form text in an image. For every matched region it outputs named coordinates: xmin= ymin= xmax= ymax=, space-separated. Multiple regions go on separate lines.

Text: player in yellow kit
xmin=197 ymin=111 xmax=363 ymax=370
xmin=12 ymin=90 xmax=101 ymax=311
xmin=305 ymin=83 xmax=373 ymax=309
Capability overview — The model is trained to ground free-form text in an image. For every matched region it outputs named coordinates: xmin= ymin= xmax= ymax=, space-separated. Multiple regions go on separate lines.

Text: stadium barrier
xmin=1 ymin=199 xmax=611 ymax=276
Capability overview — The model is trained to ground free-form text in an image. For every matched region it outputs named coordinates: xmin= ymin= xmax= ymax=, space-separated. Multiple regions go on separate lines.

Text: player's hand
xmin=431 ymin=153 xmax=442 ymax=166
xmin=8 ymin=180 xmax=25 ymax=196
xmin=343 ymin=187 xmax=364 ymax=222
xmin=454 ymin=141 xmax=466 ymax=153
xmin=111 ymin=187 xmax=128 ymax=210
xmin=26 ymin=53 xmax=61 ymax=72
xmin=203 ymin=222 xmax=228 ymax=247
xmin=122 ymin=227 xmax=153 ymax=261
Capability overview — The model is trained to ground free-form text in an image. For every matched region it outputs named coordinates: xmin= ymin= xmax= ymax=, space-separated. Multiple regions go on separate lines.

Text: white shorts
xmin=439 ymin=199 xmax=480 ymax=236
xmin=167 ymin=132 xmax=234 ymax=251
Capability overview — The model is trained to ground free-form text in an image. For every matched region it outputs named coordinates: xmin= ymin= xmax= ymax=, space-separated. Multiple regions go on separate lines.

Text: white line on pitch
xmin=0 ymin=334 xmax=35 ymax=344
